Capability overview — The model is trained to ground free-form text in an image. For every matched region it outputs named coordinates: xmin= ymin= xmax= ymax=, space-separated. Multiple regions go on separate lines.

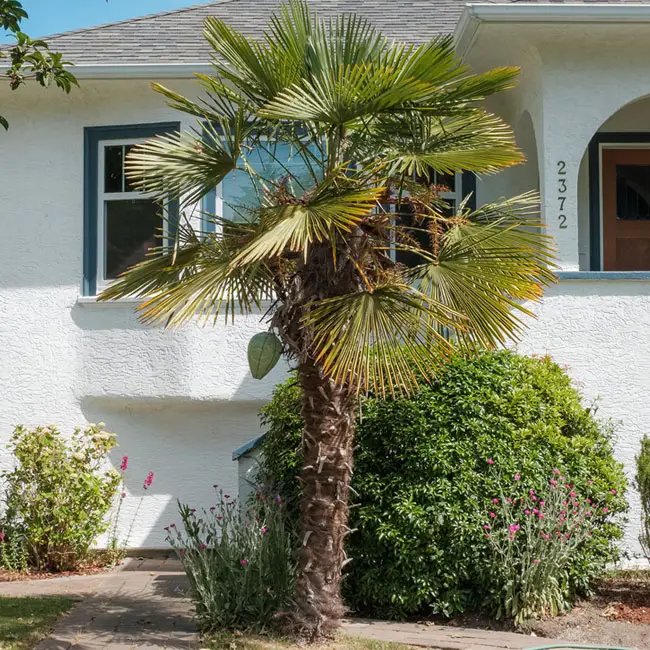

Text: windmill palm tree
xmin=101 ymin=0 xmax=555 ymax=639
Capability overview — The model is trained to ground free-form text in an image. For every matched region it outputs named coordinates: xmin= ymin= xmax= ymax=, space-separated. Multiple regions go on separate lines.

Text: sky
xmin=4 ymin=0 xmax=209 ymax=39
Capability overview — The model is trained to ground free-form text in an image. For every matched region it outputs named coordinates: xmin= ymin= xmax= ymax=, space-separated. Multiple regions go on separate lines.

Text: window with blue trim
xmin=83 ymin=122 xmax=180 ymax=296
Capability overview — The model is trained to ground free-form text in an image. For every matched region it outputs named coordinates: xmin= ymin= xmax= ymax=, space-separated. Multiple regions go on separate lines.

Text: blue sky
xmin=5 ymin=0 xmax=207 ymax=39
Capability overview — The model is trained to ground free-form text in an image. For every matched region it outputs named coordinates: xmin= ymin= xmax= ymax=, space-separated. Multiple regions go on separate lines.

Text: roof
xmin=43 ymin=0 xmax=467 ymax=66
xmin=39 ymin=0 xmax=650 ymax=68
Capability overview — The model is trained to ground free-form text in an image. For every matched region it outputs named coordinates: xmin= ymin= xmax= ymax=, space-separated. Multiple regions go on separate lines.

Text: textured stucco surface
xmin=0 ymin=80 xmax=288 ymax=548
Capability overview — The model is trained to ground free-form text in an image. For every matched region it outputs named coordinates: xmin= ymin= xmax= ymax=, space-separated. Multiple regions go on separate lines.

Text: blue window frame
xmin=83 ymin=122 xmax=180 ymax=296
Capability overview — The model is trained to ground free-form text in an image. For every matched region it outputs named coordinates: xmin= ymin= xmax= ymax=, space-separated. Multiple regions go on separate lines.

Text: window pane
xmin=395 ymin=200 xmax=455 ymax=267
xmin=124 ymin=145 xmax=137 ymax=193
xmin=105 ymin=199 xmax=162 ymax=279
xmin=616 ymin=165 xmax=650 ymax=220
xmin=104 ymin=146 xmax=123 ymax=193
xmin=221 ymin=142 xmax=318 ymax=222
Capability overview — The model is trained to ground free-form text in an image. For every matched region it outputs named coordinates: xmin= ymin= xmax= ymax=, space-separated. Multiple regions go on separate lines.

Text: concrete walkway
xmin=3 ymin=558 xmax=575 ymax=650
xmin=3 ymin=557 xmax=196 ymax=650
xmin=343 ymin=619 xmax=566 ymax=650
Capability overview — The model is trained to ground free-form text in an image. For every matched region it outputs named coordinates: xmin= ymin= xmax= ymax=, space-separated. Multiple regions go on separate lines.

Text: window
xmin=394 ymin=170 xmax=465 ymax=267
xmin=84 ymin=123 xmax=180 ymax=296
xmin=203 ymin=139 xmax=319 ymax=229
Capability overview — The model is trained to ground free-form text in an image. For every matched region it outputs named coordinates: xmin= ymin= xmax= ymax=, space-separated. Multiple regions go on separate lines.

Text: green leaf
xmin=248 ymin=332 xmax=283 ymax=379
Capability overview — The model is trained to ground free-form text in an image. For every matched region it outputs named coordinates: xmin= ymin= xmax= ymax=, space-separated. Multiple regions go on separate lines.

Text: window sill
xmin=556 ymin=271 xmax=650 ymax=280
xmin=76 ymin=295 xmax=144 ymax=306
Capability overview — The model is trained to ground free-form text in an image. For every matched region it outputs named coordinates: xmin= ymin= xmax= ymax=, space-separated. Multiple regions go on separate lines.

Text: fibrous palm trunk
xmin=296 ymin=357 xmax=356 ymax=639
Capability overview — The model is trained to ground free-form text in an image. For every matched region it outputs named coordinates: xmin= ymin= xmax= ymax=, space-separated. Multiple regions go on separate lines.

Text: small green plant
xmin=485 ymin=469 xmax=616 ymax=625
xmin=0 ymin=424 xmax=120 ymax=571
xmin=635 ymin=435 xmax=650 ymax=560
xmin=166 ymin=489 xmax=296 ymax=632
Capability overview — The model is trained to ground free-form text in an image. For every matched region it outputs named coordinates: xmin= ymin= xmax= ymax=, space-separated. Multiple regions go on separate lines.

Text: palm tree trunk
xmin=295 ymin=356 xmax=356 ymax=639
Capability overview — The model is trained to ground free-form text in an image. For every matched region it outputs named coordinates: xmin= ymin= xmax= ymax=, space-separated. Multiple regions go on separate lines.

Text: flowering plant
xmin=485 ymin=470 xmax=615 ymax=625
xmin=165 ymin=487 xmax=295 ymax=632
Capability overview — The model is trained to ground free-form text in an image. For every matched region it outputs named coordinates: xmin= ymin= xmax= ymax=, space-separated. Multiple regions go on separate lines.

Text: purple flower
xmin=275 ymin=495 xmax=283 ymax=504
xmin=262 ymin=527 xmax=269 ymax=534
xmin=240 ymin=559 xmax=248 ymax=566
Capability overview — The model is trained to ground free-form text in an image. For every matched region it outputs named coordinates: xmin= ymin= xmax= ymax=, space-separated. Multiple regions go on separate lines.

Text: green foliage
xmin=258 ymin=350 xmax=628 ymax=620
xmin=485 ymin=472 xmax=607 ymax=625
xmin=0 ymin=424 xmax=121 ymax=572
xmin=635 ymin=435 xmax=650 ymax=560
xmin=0 ymin=0 xmax=78 ymax=130
xmin=166 ymin=490 xmax=296 ymax=633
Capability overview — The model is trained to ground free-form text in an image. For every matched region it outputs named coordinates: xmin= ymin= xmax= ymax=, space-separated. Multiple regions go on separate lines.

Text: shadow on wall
xmin=82 ymin=394 xmax=268 ymax=550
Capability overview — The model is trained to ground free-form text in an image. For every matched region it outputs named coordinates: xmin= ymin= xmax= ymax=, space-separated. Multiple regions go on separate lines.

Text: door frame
xmin=588 ymin=132 xmax=650 ymax=271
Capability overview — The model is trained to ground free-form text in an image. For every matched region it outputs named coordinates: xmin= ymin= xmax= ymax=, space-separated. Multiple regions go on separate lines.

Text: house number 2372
xmin=557 ymin=160 xmax=568 ymax=229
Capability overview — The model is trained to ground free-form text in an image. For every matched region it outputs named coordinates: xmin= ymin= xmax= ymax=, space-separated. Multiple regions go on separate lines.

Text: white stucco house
xmin=2 ymin=0 xmax=650 ymax=559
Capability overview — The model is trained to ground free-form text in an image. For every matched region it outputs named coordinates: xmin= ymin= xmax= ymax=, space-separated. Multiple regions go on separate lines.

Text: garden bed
xmin=0 ymin=551 xmax=122 ymax=582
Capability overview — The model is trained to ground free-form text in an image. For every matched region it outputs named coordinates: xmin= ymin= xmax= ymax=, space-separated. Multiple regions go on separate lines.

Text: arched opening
xmin=579 ymin=95 xmax=650 ymax=271
xmin=476 ymin=109 xmax=539 ymax=206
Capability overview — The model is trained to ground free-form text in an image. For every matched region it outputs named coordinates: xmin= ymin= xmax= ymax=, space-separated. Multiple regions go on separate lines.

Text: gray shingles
xmin=42 ymin=0 xmax=650 ymax=66
xmin=43 ymin=0 xmax=467 ymax=65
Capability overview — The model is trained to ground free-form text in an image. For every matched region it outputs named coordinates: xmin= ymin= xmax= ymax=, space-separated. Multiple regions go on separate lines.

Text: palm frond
xmin=408 ymin=192 xmax=557 ymax=348
xmin=233 ymin=186 xmax=384 ymax=265
xmin=304 ymin=282 xmax=459 ymax=397
xmin=99 ymin=219 xmax=274 ymax=326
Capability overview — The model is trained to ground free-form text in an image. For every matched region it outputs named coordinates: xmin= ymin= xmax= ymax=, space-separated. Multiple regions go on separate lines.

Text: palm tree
xmin=101 ymin=0 xmax=555 ymax=639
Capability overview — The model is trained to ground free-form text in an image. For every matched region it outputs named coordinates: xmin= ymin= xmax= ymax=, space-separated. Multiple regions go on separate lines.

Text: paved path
xmin=3 ymin=557 xmax=196 ymax=650
xmin=343 ymin=619 xmax=571 ymax=650
xmin=3 ymin=558 xmax=577 ymax=650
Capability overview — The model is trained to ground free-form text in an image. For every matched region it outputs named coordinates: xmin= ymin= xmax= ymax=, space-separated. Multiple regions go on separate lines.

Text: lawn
xmin=0 ymin=597 xmax=74 ymax=650
xmin=207 ymin=632 xmax=413 ymax=650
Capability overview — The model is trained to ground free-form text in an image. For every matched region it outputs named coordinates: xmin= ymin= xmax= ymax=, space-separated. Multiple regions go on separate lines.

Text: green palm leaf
xmin=304 ymin=283 xmax=459 ymax=397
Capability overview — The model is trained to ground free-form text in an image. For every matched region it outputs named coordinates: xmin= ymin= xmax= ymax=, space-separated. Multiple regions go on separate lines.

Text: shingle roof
xmin=43 ymin=0 xmax=468 ymax=66
xmin=41 ymin=0 xmax=650 ymax=67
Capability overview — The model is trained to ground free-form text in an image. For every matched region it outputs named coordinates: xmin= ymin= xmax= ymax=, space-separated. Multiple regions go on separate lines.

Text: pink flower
xmin=224 ymin=494 xmax=231 ymax=499
xmin=562 ymin=501 xmax=568 ymax=506
xmin=588 ymin=480 xmax=593 ymax=485
xmin=484 ymin=524 xmax=490 ymax=530
xmin=217 ymin=516 xmax=223 ymax=521
xmin=550 ymin=480 xmax=557 ymax=486
xmin=553 ymin=468 xmax=561 ymax=475
xmin=539 ymin=501 xmax=545 ymax=507
xmin=170 ymin=524 xmax=176 ymax=528
xmin=213 ymin=484 xmax=218 ymax=488
xmin=489 ymin=512 xmax=496 ymax=518
xmin=525 ymin=509 xmax=531 ymax=515
xmin=538 ymin=513 xmax=545 ymax=519
xmin=179 ymin=550 xmax=185 ymax=556
xmin=487 ymin=458 xmax=495 ymax=465
xmin=533 ymin=508 xmax=539 ymax=514
xmin=143 ymin=472 xmax=154 ymax=489
xmin=121 ymin=492 xmax=126 ymax=498
xmin=603 ymin=507 xmax=609 ymax=514
xmin=164 ymin=527 xmax=169 ymax=531
xmin=529 ymin=489 xmax=535 ymax=495
xmin=509 ymin=524 xmax=520 ymax=533
xmin=492 ymin=498 xmax=499 ymax=504
xmin=610 ymin=489 xmax=617 ymax=495
xmin=514 ymin=474 xmax=521 ymax=481
xmin=586 ymin=511 xmax=592 ymax=517
xmin=569 ymin=491 xmax=576 ymax=498
xmin=533 ymin=559 xmax=540 ymax=564
xmin=240 ymin=559 xmax=248 ymax=566
xmin=210 ymin=506 xmax=215 ymax=512
xmin=531 ymin=495 xmax=537 ymax=502
xmin=0 ymin=532 xmax=5 ymax=542
xmin=120 ymin=456 xmax=128 ymax=471
xmin=200 ymin=543 xmax=207 ymax=549
xmin=506 ymin=497 xmax=512 ymax=503
xmin=586 ymin=498 xmax=592 ymax=504
xmin=262 ymin=527 xmax=269 ymax=534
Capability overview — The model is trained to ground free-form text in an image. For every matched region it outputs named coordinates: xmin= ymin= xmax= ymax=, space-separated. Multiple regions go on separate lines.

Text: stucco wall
xmin=0 ymin=80 xmax=288 ymax=548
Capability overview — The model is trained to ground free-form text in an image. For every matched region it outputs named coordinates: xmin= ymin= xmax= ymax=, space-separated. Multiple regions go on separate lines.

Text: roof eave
xmin=70 ymin=63 xmax=213 ymax=79
xmin=455 ymin=2 xmax=650 ymax=58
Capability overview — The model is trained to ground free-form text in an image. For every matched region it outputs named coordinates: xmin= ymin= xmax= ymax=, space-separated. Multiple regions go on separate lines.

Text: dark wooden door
xmin=602 ymin=148 xmax=650 ymax=271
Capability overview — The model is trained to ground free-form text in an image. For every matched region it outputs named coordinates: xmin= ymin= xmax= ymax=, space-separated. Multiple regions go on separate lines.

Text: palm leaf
xmin=232 ymin=186 xmax=384 ymax=265
xmin=304 ymin=282 xmax=459 ymax=397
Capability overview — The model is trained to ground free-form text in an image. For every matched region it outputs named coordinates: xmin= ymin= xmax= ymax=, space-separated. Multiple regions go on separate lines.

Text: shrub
xmin=0 ymin=424 xmax=120 ymax=571
xmin=485 ymin=470 xmax=609 ymax=625
xmin=258 ymin=350 xmax=628 ymax=620
xmin=635 ymin=435 xmax=650 ymax=559
xmin=166 ymin=489 xmax=295 ymax=632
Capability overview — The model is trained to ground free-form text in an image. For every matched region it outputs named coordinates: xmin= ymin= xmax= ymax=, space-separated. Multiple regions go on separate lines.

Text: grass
xmin=0 ymin=597 xmax=74 ymax=650
xmin=206 ymin=632 xmax=414 ymax=650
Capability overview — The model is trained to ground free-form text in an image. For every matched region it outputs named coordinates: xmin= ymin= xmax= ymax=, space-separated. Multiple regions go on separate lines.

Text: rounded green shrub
xmin=258 ymin=350 xmax=628 ymax=619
